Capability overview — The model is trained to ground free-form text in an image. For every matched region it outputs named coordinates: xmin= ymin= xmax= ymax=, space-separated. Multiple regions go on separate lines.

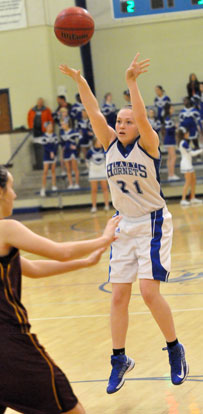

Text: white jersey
xmin=106 ymin=138 xmax=165 ymax=218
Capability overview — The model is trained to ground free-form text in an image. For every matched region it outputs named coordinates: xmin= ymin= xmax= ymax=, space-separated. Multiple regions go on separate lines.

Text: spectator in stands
xmin=101 ymin=93 xmax=117 ymax=129
xmin=78 ymin=109 xmax=94 ymax=162
xmin=40 ymin=122 xmax=58 ymax=197
xmin=154 ymin=85 xmax=171 ymax=122
xmin=60 ymin=120 xmax=80 ymax=190
xmin=123 ymin=89 xmax=131 ymax=104
xmin=52 ymin=95 xmax=72 ymax=125
xmin=186 ymin=73 xmax=200 ymax=99
xmin=70 ymin=93 xmax=84 ymax=126
xmin=86 ymin=137 xmax=109 ymax=213
xmin=177 ymin=126 xmax=203 ymax=206
xmin=179 ymin=97 xmax=202 ymax=149
xmin=163 ymin=103 xmax=179 ymax=181
xmin=27 ymin=98 xmax=53 ymax=170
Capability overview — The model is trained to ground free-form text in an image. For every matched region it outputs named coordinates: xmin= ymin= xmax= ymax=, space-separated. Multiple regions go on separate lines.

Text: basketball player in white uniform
xmin=59 ymin=53 xmax=189 ymax=393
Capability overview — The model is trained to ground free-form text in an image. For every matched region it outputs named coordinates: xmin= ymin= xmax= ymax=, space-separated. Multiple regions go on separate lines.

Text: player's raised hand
xmin=102 ymin=215 xmax=121 ymax=245
xmin=59 ymin=64 xmax=82 ymax=83
xmin=126 ymin=52 xmax=150 ymax=84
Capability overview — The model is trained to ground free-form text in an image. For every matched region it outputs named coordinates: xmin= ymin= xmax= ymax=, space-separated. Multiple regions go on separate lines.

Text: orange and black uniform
xmin=0 ymin=248 xmax=78 ymax=414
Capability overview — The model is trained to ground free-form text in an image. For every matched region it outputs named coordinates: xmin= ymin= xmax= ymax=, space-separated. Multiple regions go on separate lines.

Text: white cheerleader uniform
xmin=86 ymin=147 xmax=107 ymax=181
xmin=106 ymin=137 xmax=173 ymax=283
xmin=179 ymin=139 xmax=203 ymax=173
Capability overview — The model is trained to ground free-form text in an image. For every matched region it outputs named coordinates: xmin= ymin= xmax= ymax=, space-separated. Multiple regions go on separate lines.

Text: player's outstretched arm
xmin=1 ymin=216 xmax=120 ymax=261
xmin=20 ymin=248 xmax=105 ymax=278
xmin=59 ymin=64 xmax=116 ymax=150
xmin=125 ymin=53 xmax=159 ymax=158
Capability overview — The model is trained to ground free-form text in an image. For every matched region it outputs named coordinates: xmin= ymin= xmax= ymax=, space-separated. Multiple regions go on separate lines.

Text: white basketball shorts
xmin=109 ymin=206 xmax=173 ymax=283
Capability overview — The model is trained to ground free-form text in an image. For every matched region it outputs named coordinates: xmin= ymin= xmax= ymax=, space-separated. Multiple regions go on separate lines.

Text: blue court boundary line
xmin=70 ymin=375 xmax=203 ymax=384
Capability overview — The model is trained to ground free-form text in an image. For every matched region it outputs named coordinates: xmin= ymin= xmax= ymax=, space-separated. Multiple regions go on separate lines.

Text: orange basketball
xmin=54 ymin=7 xmax=94 ymax=47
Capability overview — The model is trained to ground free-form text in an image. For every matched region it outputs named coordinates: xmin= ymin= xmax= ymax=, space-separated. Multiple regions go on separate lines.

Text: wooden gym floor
xmin=6 ymin=202 xmax=203 ymax=414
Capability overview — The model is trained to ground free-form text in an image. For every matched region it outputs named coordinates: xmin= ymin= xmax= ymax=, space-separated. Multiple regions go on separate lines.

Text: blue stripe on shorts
xmin=150 ymin=208 xmax=169 ymax=282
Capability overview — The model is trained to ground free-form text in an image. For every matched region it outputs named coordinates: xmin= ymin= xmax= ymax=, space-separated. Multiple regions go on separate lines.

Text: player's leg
xmin=111 ymin=283 xmax=132 ymax=349
xmin=138 ymin=208 xmax=188 ymax=385
xmin=90 ymin=181 xmax=98 ymax=211
xmin=139 ymin=278 xmax=189 ymax=384
xmin=100 ymin=180 xmax=109 ymax=210
xmin=107 ymin=283 xmax=135 ymax=394
xmin=139 ymin=279 xmax=176 ymax=341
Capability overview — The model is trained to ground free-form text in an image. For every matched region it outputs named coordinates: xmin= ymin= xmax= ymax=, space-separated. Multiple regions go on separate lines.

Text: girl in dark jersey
xmin=0 ymin=165 xmax=120 ymax=414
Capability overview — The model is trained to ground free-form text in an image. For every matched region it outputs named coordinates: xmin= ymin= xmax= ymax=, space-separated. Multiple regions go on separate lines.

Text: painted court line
xmin=30 ymin=306 xmax=203 ymax=321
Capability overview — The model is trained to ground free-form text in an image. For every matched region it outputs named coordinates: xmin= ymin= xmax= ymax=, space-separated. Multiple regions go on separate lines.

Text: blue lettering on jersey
xmin=107 ymin=161 xmax=147 ymax=178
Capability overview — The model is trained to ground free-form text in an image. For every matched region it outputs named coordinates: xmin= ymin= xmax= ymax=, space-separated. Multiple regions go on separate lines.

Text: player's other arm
xmin=20 ymin=248 xmax=105 ymax=278
xmin=59 ymin=65 xmax=116 ymax=150
xmin=2 ymin=216 xmax=120 ymax=262
xmin=126 ymin=53 xmax=159 ymax=158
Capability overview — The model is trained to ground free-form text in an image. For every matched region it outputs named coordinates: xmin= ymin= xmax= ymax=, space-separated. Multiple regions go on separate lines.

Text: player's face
xmin=0 ymin=173 xmax=16 ymax=218
xmin=116 ymin=109 xmax=139 ymax=146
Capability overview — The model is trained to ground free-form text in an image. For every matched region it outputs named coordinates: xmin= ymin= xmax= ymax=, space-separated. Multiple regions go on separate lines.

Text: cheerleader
xmin=178 ymin=127 xmax=203 ymax=206
xmin=163 ymin=103 xmax=179 ymax=181
xmin=101 ymin=92 xmax=117 ymax=129
xmin=78 ymin=109 xmax=94 ymax=161
xmin=86 ymin=138 xmax=109 ymax=213
xmin=40 ymin=122 xmax=58 ymax=197
xmin=154 ymin=85 xmax=171 ymax=122
xmin=60 ymin=120 xmax=81 ymax=189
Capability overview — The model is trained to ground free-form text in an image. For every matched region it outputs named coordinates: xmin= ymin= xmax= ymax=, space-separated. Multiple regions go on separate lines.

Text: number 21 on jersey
xmin=117 ymin=180 xmax=143 ymax=194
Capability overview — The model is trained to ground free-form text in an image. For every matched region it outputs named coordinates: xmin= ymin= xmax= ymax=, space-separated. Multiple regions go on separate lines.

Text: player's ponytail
xmin=0 ymin=165 xmax=8 ymax=189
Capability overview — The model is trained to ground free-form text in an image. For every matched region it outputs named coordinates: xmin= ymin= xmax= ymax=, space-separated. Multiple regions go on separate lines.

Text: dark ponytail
xmin=0 ymin=166 xmax=8 ymax=189
xmin=177 ymin=127 xmax=188 ymax=145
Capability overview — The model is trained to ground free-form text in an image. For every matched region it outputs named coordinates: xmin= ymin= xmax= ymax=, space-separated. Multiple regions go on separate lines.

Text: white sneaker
xmin=51 ymin=186 xmax=58 ymax=191
xmin=67 ymin=184 xmax=74 ymax=190
xmin=40 ymin=188 xmax=46 ymax=197
xmin=168 ymin=175 xmax=180 ymax=181
xmin=180 ymin=200 xmax=190 ymax=206
xmin=73 ymin=184 xmax=80 ymax=189
xmin=104 ymin=205 xmax=110 ymax=211
xmin=91 ymin=207 xmax=97 ymax=213
xmin=190 ymin=198 xmax=202 ymax=204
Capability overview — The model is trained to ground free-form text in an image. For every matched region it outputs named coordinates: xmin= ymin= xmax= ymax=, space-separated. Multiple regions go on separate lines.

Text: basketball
xmin=54 ymin=7 xmax=94 ymax=47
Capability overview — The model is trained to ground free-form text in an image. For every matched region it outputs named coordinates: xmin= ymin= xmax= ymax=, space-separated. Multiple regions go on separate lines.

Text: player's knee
xmin=112 ymin=287 xmax=129 ymax=307
xmin=140 ymin=286 xmax=154 ymax=307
